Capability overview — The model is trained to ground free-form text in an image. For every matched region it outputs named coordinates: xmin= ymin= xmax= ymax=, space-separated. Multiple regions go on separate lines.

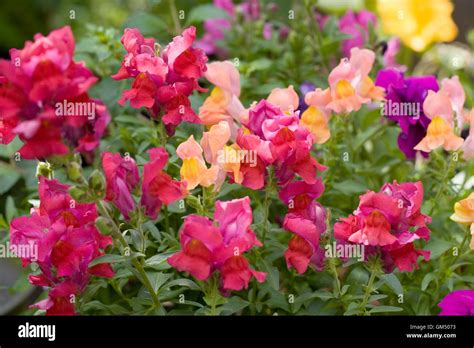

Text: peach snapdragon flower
xmin=199 ymin=61 xmax=244 ymax=136
xmin=176 ymin=135 xmax=218 ymax=190
xmin=414 ymin=77 xmax=465 ymax=153
xmin=302 ymin=48 xmax=384 ymax=143
xmin=450 ymin=193 xmax=474 ymax=250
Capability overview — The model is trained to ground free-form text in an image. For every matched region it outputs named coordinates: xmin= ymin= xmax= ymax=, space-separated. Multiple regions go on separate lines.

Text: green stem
xmin=96 ymin=200 xmax=162 ymax=310
xmin=305 ymin=0 xmax=329 ymax=74
xmin=157 ymin=120 xmax=168 ymax=148
xmin=261 ymin=169 xmax=274 ymax=243
xmin=452 ymin=226 xmax=470 ymax=264
xmin=168 ymin=0 xmax=182 ymax=35
xmin=163 ymin=205 xmax=170 ymax=234
xmin=360 ymin=261 xmax=379 ymax=314
xmin=329 ymin=258 xmax=341 ymax=298
xmin=428 ymin=152 xmax=455 ymax=216
xmin=209 ymin=275 xmax=219 ymax=316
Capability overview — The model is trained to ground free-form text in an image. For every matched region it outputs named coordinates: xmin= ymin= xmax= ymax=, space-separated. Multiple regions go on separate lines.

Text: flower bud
xmin=69 ymin=186 xmax=89 ymax=202
xmin=67 ymin=162 xmax=83 ymax=183
xmin=36 ymin=162 xmax=53 ymax=179
xmin=88 ymin=170 xmax=106 ymax=197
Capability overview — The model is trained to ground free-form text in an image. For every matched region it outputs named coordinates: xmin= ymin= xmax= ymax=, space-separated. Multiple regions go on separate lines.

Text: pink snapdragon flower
xmin=237 ymin=87 xmax=326 ymax=188
xmin=10 ymin=177 xmax=114 ymax=315
xmin=0 ymin=26 xmax=110 ymax=159
xmin=279 ymin=180 xmax=327 ymax=273
xmin=168 ymin=197 xmax=266 ymax=291
xmin=102 ymin=152 xmax=140 ymax=220
xmin=334 ymin=181 xmax=431 ymax=272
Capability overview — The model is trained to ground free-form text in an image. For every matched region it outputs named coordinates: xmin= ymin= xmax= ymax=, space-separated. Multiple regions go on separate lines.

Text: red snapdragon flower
xmin=9 ymin=177 xmax=114 ymax=315
xmin=0 ymin=26 xmax=110 ymax=159
xmin=168 ymin=197 xmax=266 ymax=291
xmin=113 ymin=26 xmax=207 ymax=131
xmin=102 ymin=148 xmax=186 ymax=220
xmin=141 ymin=147 xmax=187 ymax=219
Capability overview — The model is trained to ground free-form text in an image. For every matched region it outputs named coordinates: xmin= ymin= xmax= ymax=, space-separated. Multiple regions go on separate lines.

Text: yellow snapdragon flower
xmin=377 ymin=0 xmax=458 ymax=51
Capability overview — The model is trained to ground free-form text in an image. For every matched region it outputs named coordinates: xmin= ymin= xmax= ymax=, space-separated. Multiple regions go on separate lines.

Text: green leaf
xmin=421 ymin=273 xmax=436 ymax=291
xmin=380 ymin=273 xmax=403 ymax=295
xmin=147 ymin=272 xmax=173 ymax=293
xmin=219 ymin=297 xmax=250 ymax=315
xmin=5 ymin=196 xmax=17 ymax=223
xmin=88 ymin=254 xmax=129 ymax=268
xmin=0 ymin=163 xmax=20 ymax=194
xmin=82 ymin=301 xmax=129 ymax=315
xmin=144 ymin=221 xmax=161 ymax=242
xmin=332 ymin=180 xmax=367 ymax=194
xmin=0 ymin=137 xmax=22 ymax=158
xmin=185 ymin=5 xmax=229 ymax=25
xmin=344 ymin=302 xmax=361 ymax=316
xmin=165 ymin=278 xmax=201 ymax=291
xmin=246 ymin=58 xmax=273 ymax=75
xmin=369 ymin=306 xmax=403 ymax=314
xmin=426 ymin=237 xmax=452 ymax=259
xmin=145 ymin=253 xmax=174 ymax=268
xmin=122 ymin=12 xmax=167 ymax=37
xmin=258 ymin=259 xmax=279 ymax=291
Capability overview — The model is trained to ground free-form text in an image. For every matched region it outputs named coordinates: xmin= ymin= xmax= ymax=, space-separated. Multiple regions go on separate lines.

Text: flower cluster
xmin=375 ymin=68 xmax=439 ymax=159
xmin=113 ymin=26 xmax=207 ymax=133
xmin=0 ymin=26 xmax=110 ymax=159
xmin=168 ymin=197 xmax=266 ymax=291
xmin=413 ymin=77 xmax=467 ymax=155
xmin=334 ymin=181 xmax=431 ymax=272
xmin=102 ymin=147 xmax=186 ymax=220
xmin=9 ymin=177 xmax=114 ymax=315
xmin=375 ymin=70 xmax=472 ymax=159
xmin=3 ymin=3 xmax=471 ymax=318
xmin=303 ymin=48 xmax=384 ymax=144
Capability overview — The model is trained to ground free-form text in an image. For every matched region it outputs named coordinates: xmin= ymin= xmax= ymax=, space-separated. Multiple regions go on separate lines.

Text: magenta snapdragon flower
xmin=438 ymin=290 xmax=474 ymax=316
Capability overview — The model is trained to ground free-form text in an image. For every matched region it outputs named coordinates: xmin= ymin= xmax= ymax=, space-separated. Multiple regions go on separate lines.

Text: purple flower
xmin=298 ymin=81 xmax=316 ymax=112
xmin=339 ymin=10 xmax=377 ymax=57
xmin=438 ymin=290 xmax=474 ymax=316
xmin=375 ymin=68 xmax=439 ymax=159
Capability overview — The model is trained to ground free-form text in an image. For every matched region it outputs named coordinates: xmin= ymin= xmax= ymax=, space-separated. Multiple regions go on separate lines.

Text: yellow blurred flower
xmin=377 ymin=0 xmax=458 ymax=52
